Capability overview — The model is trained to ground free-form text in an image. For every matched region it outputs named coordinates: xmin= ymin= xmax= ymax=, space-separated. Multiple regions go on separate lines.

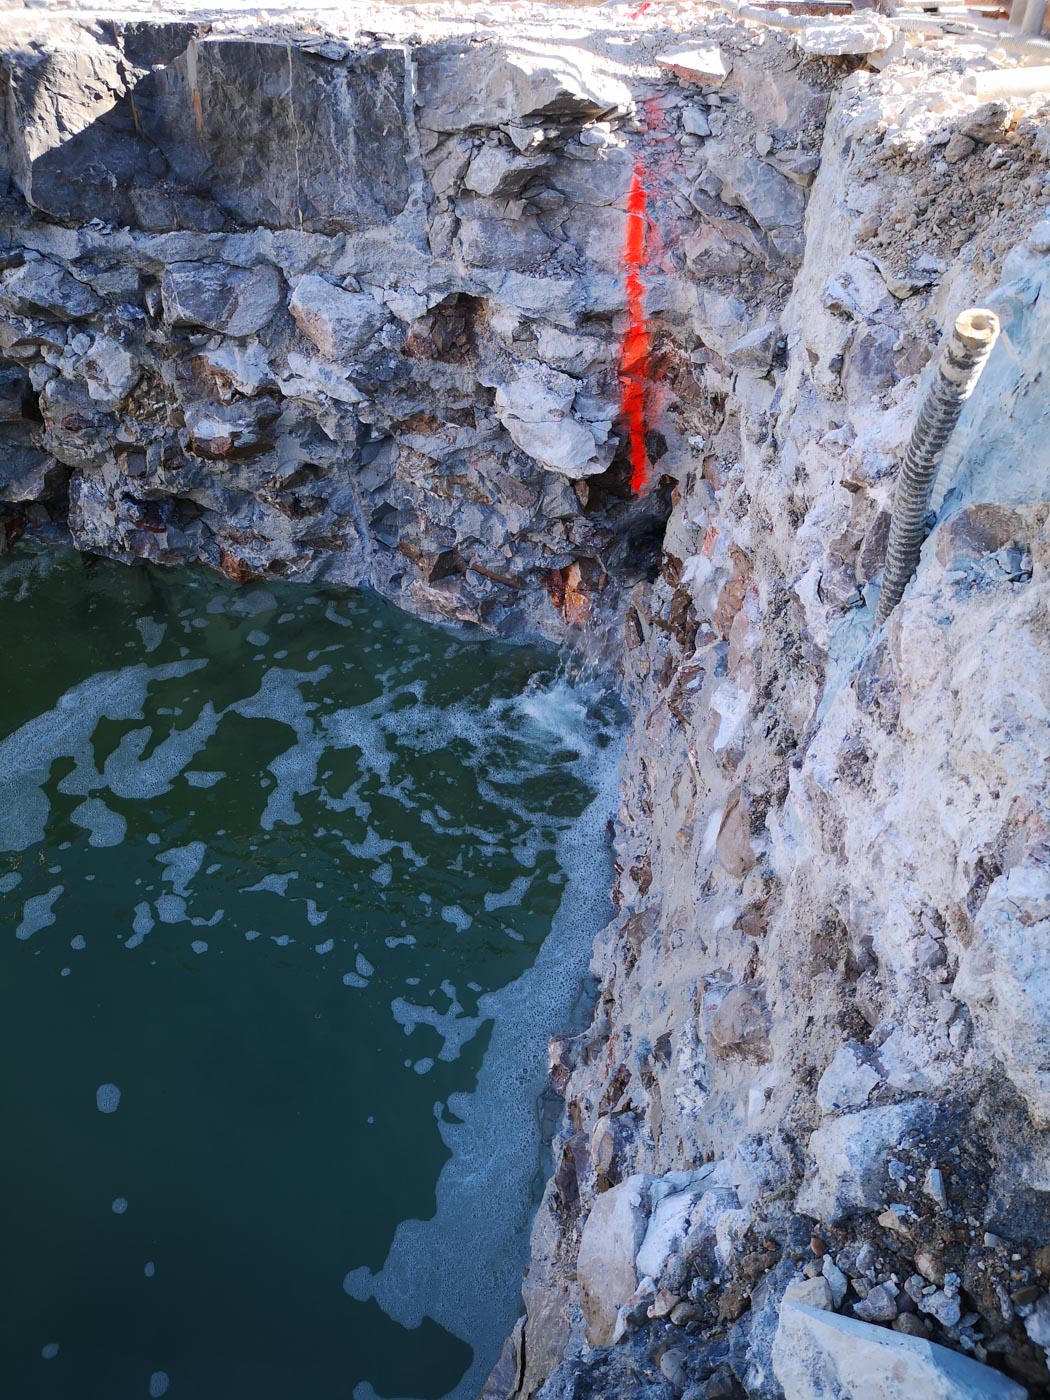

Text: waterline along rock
xmin=2 ymin=2 xmax=1050 ymax=1396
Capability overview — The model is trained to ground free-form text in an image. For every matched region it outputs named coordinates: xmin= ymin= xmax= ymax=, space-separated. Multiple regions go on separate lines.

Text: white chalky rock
xmin=773 ymin=1300 xmax=1026 ymax=1398
xmin=288 ymin=275 xmax=387 ymax=361
xmin=576 ymin=1175 xmax=648 ymax=1346
xmin=796 ymin=18 xmax=895 ymax=57
xmin=493 ymin=365 xmax=602 ymax=478
xmin=657 ymin=46 xmax=731 ymax=87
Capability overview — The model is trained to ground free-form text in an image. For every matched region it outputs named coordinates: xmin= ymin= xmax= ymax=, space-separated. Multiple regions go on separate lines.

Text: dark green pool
xmin=0 ymin=545 xmax=622 ymax=1400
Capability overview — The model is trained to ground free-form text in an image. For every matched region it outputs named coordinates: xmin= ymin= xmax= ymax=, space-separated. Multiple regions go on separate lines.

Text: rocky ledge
xmin=2 ymin=3 xmax=1050 ymax=1397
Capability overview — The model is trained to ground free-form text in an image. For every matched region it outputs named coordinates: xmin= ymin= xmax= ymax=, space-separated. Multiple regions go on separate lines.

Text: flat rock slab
xmin=773 ymin=1300 xmax=1027 ymax=1399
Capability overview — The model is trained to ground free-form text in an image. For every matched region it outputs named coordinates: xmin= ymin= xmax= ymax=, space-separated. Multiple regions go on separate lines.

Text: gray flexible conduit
xmin=874 ymin=308 xmax=1001 ymax=627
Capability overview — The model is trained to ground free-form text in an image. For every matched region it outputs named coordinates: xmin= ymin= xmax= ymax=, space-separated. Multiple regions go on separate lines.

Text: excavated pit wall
xmin=3 ymin=6 xmax=1050 ymax=1397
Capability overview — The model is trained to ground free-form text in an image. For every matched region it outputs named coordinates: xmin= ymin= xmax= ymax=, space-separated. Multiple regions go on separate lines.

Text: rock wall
xmin=3 ymin=6 xmax=1050 ymax=1398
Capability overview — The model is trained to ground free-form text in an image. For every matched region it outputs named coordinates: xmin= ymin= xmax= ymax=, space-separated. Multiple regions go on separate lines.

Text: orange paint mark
xmin=620 ymin=166 xmax=651 ymax=495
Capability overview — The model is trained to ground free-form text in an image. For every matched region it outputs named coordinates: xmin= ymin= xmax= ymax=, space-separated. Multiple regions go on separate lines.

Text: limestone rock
xmin=953 ymin=865 xmax=1050 ymax=1127
xmin=795 ymin=18 xmax=894 ymax=57
xmin=702 ymin=144 xmax=806 ymax=235
xmin=784 ymin=1276 xmax=834 ymax=1311
xmin=816 ymin=1043 xmax=881 ymax=1115
xmin=0 ymin=261 xmax=101 ymax=321
xmin=576 ymin=1175 xmax=648 ymax=1347
xmin=416 ymin=43 xmax=633 ymax=133
xmin=289 ymin=276 xmax=388 ymax=361
xmin=657 ymin=46 xmax=731 ymax=88
xmin=709 ymin=986 xmax=772 ymax=1065
xmin=464 ymin=144 xmax=548 ymax=198
xmin=774 ymin=1301 xmax=1027 ymax=1398
xmin=493 ymin=365 xmax=602 ymax=478
xmin=161 ymin=262 xmax=283 ymax=337
xmin=797 ymin=1101 xmax=932 ymax=1224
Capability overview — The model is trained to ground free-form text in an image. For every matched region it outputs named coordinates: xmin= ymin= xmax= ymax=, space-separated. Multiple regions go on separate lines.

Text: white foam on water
xmin=155 ymin=895 xmax=187 ymax=925
xmin=184 ymin=771 xmax=224 ymax=789
xmin=0 ymin=872 xmax=22 ymax=893
xmin=390 ymin=981 xmax=483 ymax=1065
xmin=315 ymin=939 xmax=334 ymax=955
xmin=70 ymin=935 xmax=86 ymax=951
xmin=158 ymin=843 xmax=206 ymax=898
xmin=342 ymin=675 xmax=623 ymax=1400
xmin=242 ymin=872 xmax=298 ymax=896
xmin=439 ymin=905 xmax=473 ymax=933
xmin=16 ymin=885 xmax=62 ymax=940
xmin=149 ymin=1370 xmax=170 ymax=1397
xmin=144 ymin=1262 xmax=155 ymax=1278
xmin=103 ymin=705 xmax=220 ymax=801
xmin=96 ymin=1084 xmax=121 ymax=1114
xmin=0 ymin=659 xmax=205 ymax=853
xmin=244 ymin=930 xmax=262 ymax=942
xmin=136 ymin=619 xmax=166 ymax=654
xmin=305 ymin=899 xmax=327 ymax=926
xmin=272 ymin=935 xmax=291 ymax=947
xmin=371 ymin=863 xmax=392 ymax=888
xmin=191 ymin=941 xmax=208 ymax=955
xmin=483 ymin=875 xmax=533 ymax=913
xmin=112 ymin=1198 xmax=128 ymax=1214
xmin=41 ymin=1344 xmax=59 ymax=1360
xmin=342 ymin=972 xmax=368 ymax=989
xmin=355 ymin=953 xmax=374 ymax=979
xmin=70 ymin=798 xmax=127 ymax=849
xmin=413 ymin=1059 xmax=434 ymax=1076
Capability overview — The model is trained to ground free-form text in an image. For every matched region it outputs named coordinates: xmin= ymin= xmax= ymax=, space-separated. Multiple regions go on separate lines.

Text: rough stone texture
xmin=576 ymin=1175 xmax=648 ymax=1347
xmin=3 ymin=6 xmax=1050 ymax=1398
xmin=773 ymin=1300 xmax=1027 ymax=1398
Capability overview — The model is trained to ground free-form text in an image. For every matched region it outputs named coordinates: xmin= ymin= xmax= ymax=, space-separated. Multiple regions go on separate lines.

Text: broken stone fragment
xmin=657 ymin=46 xmax=731 ymax=88
xmin=853 ymin=1281 xmax=899 ymax=1323
xmin=797 ymin=1100 xmax=932 ymax=1224
xmin=703 ymin=144 xmax=806 ymax=235
xmin=795 ymin=18 xmax=894 ymax=57
xmin=492 ymin=364 xmax=602 ymax=478
xmin=463 ymin=144 xmax=549 ymax=198
xmin=576 ymin=1174 xmax=648 ymax=1347
xmin=773 ymin=1300 xmax=1027 ymax=1398
xmin=0 ymin=260 xmax=102 ymax=321
xmin=183 ymin=399 xmax=278 ymax=459
xmin=416 ymin=42 xmax=633 ymax=133
xmin=708 ymin=985 xmax=772 ymax=1064
xmin=816 ymin=1042 xmax=881 ymax=1114
xmin=161 ymin=262 xmax=283 ymax=337
xmin=288 ymin=276 xmax=388 ymax=361
xmin=953 ymin=864 xmax=1050 ymax=1127
xmin=784 ymin=1275 xmax=835 ymax=1311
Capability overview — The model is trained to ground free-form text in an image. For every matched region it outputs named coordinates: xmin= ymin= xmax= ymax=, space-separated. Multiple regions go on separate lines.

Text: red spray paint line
xmin=620 ymin=165 xmax=651 ymax=495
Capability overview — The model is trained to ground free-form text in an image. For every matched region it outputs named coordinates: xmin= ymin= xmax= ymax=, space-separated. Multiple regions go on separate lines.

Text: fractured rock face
xmin=4 ymin=34 xmax=413 ymax=233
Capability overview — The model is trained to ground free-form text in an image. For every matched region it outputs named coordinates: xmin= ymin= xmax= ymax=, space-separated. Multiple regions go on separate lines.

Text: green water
xmin=0 ymin=545 xmax=622 ymax=1400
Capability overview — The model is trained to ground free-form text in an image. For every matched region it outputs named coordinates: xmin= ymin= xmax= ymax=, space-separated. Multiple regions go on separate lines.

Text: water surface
xmin=0 ymin=546 xmax=621 ymax=1400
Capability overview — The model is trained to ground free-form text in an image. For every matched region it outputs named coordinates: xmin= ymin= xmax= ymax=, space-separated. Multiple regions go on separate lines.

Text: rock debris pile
xmin=2 ymin=2 xmax=1050 ymax=1397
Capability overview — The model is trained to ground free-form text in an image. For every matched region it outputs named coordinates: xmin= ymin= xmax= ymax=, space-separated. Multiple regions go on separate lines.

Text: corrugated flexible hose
xmin=875 ymin=308 xmax=1001 ymax=627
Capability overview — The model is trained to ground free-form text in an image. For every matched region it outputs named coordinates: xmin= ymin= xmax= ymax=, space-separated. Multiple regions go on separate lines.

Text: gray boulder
xmin=288 ymin=276 xmax=388 ymax=361
xmin=796 ymin=1100 xmax=932 ymax=1224
xmin=161 ymin=263 xmax=283 ymax=337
